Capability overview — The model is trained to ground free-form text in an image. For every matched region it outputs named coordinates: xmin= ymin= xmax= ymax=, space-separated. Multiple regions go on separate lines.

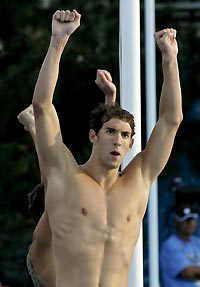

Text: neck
xmin=177 ymin=232 xmax=191 ymax=243
xmin=80 ymin=159 xmax=120 ymax=191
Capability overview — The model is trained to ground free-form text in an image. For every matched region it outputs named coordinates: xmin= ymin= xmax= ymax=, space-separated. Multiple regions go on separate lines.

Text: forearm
xmin=95 ymin=69 xmax=117 ymax=106
xmin=105 ymin=91 xmax=116 ymax=106
xmin=32 ymin=35 xmax=69 ymax=108
xmin=29 ymin=126 xmax=36 ymax=142
xmin=159 ymin=54 xmax=183 ymax=125
xmin=181 ymin=266 xmax=200 ymax=281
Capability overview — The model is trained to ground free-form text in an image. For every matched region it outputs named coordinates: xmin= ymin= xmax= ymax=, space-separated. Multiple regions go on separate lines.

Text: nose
xmin=113 ymin=134 xmax=122 ymax=147
xmin=114 ymin=142 xmax=121 ymax=147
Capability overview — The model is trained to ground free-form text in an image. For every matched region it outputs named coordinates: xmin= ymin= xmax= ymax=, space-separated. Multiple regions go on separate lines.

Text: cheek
xmin=124 ymin=140 xmax=132 ymax=149
xmin=97 ymin=137 xmax=111 ymax=151
xmin=98 ymin=136 xmax=110 ymax=145
xmin=192 ymin=222 xmax=197 ymax=228
xmin=121 ymin=142 xmax=132 ymax=154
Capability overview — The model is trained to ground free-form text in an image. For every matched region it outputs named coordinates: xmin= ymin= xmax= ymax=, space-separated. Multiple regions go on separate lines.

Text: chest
xmin=181 ymin=239 xmax=200 ymax=264
xmin=47 ymin=178 xmax=141 ymax=244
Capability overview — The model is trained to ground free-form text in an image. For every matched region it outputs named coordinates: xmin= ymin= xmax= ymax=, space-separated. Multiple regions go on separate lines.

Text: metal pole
xmin=144 ymin=0 xmax=160 ymax=286
xmin=119 ymin=1 xmax=143 ymax=286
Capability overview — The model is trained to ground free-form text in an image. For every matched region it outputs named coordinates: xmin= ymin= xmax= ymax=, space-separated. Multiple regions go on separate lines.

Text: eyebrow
xmin=106 ymin=127 xmax=131 ymax=135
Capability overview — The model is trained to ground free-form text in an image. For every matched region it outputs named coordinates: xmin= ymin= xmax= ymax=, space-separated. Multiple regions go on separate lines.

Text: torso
xmin=28 ymin=213 xmax=56 ymax=287
xmin=46 ymin=161 xmax=148 ymax=287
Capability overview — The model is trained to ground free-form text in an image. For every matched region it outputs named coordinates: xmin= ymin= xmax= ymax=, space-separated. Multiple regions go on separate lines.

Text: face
xmin=90 ymin=118 xmax=133 ymax=169
xmin=177 ymin=218 xmax=197 ymax=236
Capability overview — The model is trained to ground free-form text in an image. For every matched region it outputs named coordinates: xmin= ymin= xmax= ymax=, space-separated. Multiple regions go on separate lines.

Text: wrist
xmin=162 ymin=52 xmax=178 ymax=63
xmin=50 ymin=34 xmax=69 ymax=49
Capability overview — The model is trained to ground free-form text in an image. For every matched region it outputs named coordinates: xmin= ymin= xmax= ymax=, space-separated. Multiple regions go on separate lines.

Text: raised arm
xmin=17 ymin=105 xmax=46 ymax=185
xmin=33 ymin=10 xmax=81 ymax=108
xmin=19 ymin=70 xmax=115 ymax=186
xmin=156 ymin=28 xmax=182 ymax=126
xmin=95 ymin=69 xmax=117 ymax=106
xmin=140 ymin=28 xmax=183 ymax=184
xmin=32 ymin=10 xmax=81 ymax=175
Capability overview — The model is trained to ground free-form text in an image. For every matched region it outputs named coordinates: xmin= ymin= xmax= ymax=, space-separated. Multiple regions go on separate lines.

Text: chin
xmin=109 ymin=162 xmax=120 ymax=170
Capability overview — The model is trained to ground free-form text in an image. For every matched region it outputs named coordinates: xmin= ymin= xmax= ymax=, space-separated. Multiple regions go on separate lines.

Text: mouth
xmin=110 ymin=151 xmax=120 ymax=157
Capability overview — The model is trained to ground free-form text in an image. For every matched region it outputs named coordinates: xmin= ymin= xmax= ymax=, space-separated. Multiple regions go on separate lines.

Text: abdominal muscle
xmin=53 ymin=223 xmax=134 ymax=287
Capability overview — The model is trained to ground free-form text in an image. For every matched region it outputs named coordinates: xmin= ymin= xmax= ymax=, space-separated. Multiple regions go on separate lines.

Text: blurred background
xmin=1 ymin=0 xmax=200 ymax=286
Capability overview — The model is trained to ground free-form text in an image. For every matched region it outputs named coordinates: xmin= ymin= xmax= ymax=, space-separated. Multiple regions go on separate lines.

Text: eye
xmin=122 ymin=132 xmax=130 ymax=139
xmin=106 ymin=128 xmax=115 ymax=134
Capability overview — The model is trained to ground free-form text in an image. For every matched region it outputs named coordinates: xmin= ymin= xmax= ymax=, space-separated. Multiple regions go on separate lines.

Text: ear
xmin=129 ymin=138 xmax=134 ymax=149
xmin=89 ymin=129 xmax=97 ymax=143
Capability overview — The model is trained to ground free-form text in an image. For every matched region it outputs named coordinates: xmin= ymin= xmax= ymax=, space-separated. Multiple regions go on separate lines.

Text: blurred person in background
xmin=160 ymin=204 xmax=200 ymax=287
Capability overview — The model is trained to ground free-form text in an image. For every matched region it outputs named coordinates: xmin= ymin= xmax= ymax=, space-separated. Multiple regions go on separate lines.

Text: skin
xmin=17 ymin=69 xmax=116 ymax=287
xmin=32 ymin=9 xmax=182 ymax=287
xmin=18 ymin=106 xmax=54 ymax=286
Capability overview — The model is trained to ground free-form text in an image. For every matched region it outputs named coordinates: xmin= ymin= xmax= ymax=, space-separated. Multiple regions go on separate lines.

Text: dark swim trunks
xmin=26 ymin=257 xmax=44 ymax=287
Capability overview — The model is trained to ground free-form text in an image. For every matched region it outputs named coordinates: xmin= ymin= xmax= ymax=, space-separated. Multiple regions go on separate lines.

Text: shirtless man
xmin=18 ymin=69 xmax=117 ymax=287
xmin=32 ymin=9 xmax=183 ymax=287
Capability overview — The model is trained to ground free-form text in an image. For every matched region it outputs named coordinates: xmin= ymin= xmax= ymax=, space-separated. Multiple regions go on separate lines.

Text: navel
xmin=127 ymin=214 xmax=131 ymax=222
xmin=98 ymin=280 xmax=102 ymax=286
xmin=81 ymin=208 xmax=88 ymax=216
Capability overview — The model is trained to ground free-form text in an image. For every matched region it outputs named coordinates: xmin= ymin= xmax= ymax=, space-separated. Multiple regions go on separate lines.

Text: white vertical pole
xmin=144 ymin=0 xmax=160 ymax=286
xmin=119 ymin=1 xmax=143 ymax=287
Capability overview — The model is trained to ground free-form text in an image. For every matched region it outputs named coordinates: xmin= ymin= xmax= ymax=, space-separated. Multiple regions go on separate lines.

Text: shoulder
xmin=161 ymin=234 xmax=181 ymax=251
xmin=191 ymin=235 xmax=200 ymax=245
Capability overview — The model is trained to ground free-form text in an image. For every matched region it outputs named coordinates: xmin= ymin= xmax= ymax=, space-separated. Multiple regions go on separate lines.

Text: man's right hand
xmin=52 ymin=9 xmax=81 ymax=38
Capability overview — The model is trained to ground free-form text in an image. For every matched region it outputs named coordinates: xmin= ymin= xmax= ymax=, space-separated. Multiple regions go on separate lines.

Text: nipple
xmin=81 ymin=208 xmax=88 ymax=216
xmin=127 ymin=215 xmax=131 ymax=222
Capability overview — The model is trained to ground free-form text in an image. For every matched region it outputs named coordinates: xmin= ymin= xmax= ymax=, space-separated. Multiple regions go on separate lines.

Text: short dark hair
xmin=27 ymin=183 xmax=45 ymax=224
xmin=89 ymin=103 xmax=136 ymax=137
